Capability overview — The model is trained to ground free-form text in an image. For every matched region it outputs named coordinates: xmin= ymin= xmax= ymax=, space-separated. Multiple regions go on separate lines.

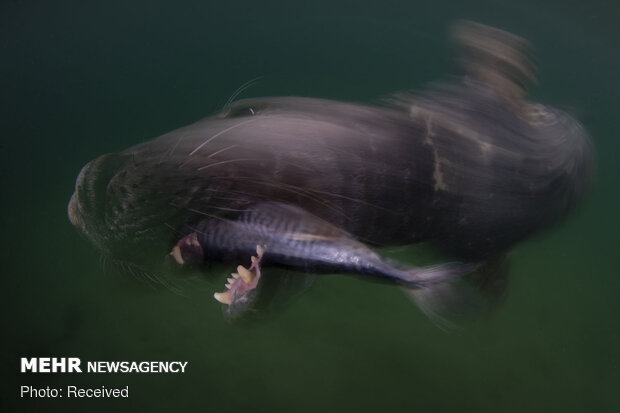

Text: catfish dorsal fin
xmin=452 ymin=21 xmax=536 ymax=108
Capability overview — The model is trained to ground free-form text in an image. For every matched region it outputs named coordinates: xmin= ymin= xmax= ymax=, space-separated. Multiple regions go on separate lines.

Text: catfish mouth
xmin=169 ymin=234 xmax=265 ymax=313
xmin=212 ymin=244 xmax=264 ymax=307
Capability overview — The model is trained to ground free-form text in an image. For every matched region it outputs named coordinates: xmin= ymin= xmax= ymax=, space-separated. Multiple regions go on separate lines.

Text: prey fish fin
xmin=402 ymin=254 xmax=510 ymax=330
xmin=392 ymin=261 xmax=478 ymax=288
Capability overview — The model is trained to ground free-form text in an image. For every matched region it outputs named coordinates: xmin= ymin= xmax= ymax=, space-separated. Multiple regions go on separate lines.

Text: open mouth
xmin=169 ymin=235 xmax=265 ymax=307
xmin=213 ymin=245 xmax=264 ymax=306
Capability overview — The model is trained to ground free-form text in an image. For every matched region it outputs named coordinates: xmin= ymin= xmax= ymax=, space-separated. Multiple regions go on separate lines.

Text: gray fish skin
xmin=67 ymin=22 xmax=594 ymax=322
xmin=68 ymin=97 xmax=438 ymax=264
xmin=68 ymin=88 xmax=592 ymax=263
xmin=184 ymin=203 xmax=472 ymax=288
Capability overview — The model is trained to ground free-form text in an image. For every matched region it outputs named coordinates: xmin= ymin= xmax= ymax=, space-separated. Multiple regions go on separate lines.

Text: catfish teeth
xmin=213 ymin=244 xmax=266 ymax=306
xmin=236 ymin=265 xmax=254 ymax=283
xmin=213 ymin=292 xmax=232 ymax=305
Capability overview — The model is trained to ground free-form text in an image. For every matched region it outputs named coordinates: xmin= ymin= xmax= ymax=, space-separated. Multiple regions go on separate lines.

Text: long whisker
xmin=219 ymin=172 xmax=394 ymax=213
xmin=197 ymin=158 xmax=258 ymax=171
xmin=224 ymin=76 xmax=264 ymax=108
xmin=308 ymin=188 xmax=396 ymax=213
xmin=161 ymin=132 xmax=187 ymax=163
xmin=188 ymin=117 xmax=269 ymax=156
xmin=207 ymin=144 xmax=238 ymax=159
xmin=186 ymin=207 xmax=230 ymax=222
xmin=220 ymin=175 xmax=352 ymax=221
xmin=204 ymin=206 xmax=249 ymax=212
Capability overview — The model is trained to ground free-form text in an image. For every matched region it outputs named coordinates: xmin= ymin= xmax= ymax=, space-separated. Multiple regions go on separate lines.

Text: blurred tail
xmin=402 ymin=255 xmax=510 ymax=329
xmin=397 ymin=261 xmax=479 ymax=288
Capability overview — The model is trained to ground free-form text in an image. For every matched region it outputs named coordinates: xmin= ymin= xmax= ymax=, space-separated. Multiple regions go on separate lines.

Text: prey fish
xmin=170 ymin=203 xmax=475 ymax=314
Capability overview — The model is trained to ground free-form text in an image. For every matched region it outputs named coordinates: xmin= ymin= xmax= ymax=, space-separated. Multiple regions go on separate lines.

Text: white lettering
xmin=51 ymin=358 xmax=65 ymax=373
xmin=21 ymin=358 xmax=37 ymax=373
xmin=67 ymin=385 xmax=129 ymax=398
xmin=21 ymin=357 xmax=82 ymax=373
xmin=39 ymin=358 xmax=50 ymax=373
xmin=68 ymin=357 xmax=82 ymax=372
xmin=178 ymin=361 xmax=188 ymax=372
xmin=20 ymin=386 xmax=60 ymax=398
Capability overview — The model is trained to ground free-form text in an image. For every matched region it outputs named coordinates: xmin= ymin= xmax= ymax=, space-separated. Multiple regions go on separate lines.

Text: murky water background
xmin=2 ymin=1 xmax=619 ymax=412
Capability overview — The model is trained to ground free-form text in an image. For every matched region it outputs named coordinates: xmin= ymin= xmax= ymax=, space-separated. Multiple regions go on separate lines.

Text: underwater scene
xmin=2 ymin=1 xmax=619 ymax=412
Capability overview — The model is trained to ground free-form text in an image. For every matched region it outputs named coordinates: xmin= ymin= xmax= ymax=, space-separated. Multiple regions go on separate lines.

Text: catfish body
xmin=68 ymin=22 xmax=594 ymax=321
xmin=69 ymin=97 xmax=439 ymax=260
xmin=69 ymin=89 xmax=592 ymax=263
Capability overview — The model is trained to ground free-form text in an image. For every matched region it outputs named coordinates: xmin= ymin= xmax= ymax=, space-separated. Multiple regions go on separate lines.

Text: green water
xmin=2 ymin=1 xmax=619 ymax=412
